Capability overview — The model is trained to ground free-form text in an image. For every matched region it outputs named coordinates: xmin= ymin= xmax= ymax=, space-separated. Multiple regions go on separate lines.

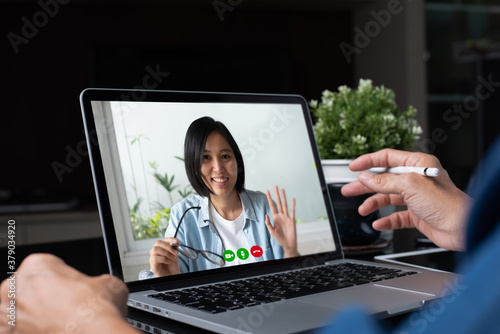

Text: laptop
xmin=80 ymin=88 xmax=458 ymax=334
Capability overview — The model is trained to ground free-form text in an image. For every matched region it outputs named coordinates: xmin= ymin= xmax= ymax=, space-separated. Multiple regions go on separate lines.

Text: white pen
xmin=368 ymin=166 xmax=440 ymax=177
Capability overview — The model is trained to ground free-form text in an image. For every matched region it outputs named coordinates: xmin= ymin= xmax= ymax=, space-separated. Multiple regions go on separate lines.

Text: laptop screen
xmin=81 ymin=90 xmax=340 ymax=283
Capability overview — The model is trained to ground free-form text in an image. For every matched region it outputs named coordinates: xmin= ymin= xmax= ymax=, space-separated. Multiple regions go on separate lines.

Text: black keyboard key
xmin=282 ymin=282 xmax=354 ymax=299
xmin=151 ymin=293 xmax=181 ymax=303
xmin=212 ymin=299 xmax=240 ymax=309
xmin=196 ymin=304 xmax=227 ymax=314
xmin=373 ymin=268 xmax=401 ymax=275
xmin=233 ymin=296 xmax=256 ymax=305
xmin=227 ymin=304 xmax=245 ymax=311
xmin=252 ymin=294 xmax=282 ymax=303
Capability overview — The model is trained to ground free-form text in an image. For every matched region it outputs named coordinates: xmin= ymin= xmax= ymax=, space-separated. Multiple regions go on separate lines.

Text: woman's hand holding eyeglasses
xmin=149 ymin=237 xmax=181 ymax=277
xmin=265 ymin=186 xmax=299 ymax=258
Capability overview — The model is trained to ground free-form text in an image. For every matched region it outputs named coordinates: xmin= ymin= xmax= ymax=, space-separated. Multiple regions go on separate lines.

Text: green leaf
xmin=310 ymin=78 xmax=420 ymax=159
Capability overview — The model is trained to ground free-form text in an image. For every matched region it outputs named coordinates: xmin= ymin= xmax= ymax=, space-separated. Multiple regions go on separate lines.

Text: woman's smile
xmin=212 ymin=176 xmax=229 ymax=187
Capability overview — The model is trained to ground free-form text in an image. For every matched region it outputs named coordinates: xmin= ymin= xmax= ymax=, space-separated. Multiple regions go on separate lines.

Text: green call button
xmin=223 ymin=250 xmax=235 ymax=262
xmin=237 ymin=248 xmax=250 ymax=260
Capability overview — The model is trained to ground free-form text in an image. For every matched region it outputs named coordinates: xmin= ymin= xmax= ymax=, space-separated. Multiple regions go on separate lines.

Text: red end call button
xmin=250 ymin=245 xmax=263 ymax=258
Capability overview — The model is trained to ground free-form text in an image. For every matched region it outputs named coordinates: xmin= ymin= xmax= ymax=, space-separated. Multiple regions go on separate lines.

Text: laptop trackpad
xmin=297 ymin=284 xmax=432 ymax=315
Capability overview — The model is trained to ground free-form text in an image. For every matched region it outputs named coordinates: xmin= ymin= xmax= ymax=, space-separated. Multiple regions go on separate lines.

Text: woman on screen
xmin=146 ymin=116 xmax=298 ymax=277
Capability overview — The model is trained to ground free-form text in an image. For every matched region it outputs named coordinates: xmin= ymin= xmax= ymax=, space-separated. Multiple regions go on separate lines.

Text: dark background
xmin=1 ymin=0 xmax=353 ymax=276
xmin=1 ymin=1 xmax=352 ymax=208
xmin=2 ymin=0 xmax=500 ymax=277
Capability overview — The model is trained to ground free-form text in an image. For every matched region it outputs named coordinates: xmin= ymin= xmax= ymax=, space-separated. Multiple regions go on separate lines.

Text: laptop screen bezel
xmin=80 ymin=88 xmax=344 ymax=290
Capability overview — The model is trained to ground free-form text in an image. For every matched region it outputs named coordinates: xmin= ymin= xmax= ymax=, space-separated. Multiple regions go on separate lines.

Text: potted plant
xmin=309 ymin=79 xmax=422 ymax=246
xmin=309 ymin=78 xmax=422 ymax=183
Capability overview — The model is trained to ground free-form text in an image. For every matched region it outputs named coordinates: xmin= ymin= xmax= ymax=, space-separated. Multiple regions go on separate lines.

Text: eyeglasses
xmin=171 ymin=206 xmax=225 ymax=266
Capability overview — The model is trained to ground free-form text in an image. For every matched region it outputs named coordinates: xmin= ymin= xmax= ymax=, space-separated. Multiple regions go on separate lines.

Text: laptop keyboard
xmin=148 ymin=262 xmax=418 ymax=314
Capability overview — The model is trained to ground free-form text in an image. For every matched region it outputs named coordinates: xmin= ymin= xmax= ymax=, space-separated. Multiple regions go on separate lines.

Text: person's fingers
xmin=349 ymin=149 xmax=441 ymax=172
xmin=274 ymin=186 xmax=283 ymax=213
xmin=357 ymin=194 xmax=384 ymax=216
xmin=151 ymin=254 xmax=177 ymax=265
xmin=151 ymin=248 xmax=178 ymax=264
xmin=356 ymin=171 xmax=400 ymax=197
xmin=358 ymin=193 xmax=406 ymax=216
xmin=17 ymin=254 xmax=91 ymax=291
xmin=281 ymin=188 xmax=289 ymax=215
xmin=150 ymin=240 xmax=179 ymax=264
xmin=155 ymin=239 xmax=179 ymax=253
xmin=266 ymin=190 xmax=278 ymax=216
xmin=163 ymin=237 xmax=178 ymax=244
xmin=264 ymin=214 xmax=274 ymax=234
xmin=341 ymin=180 xmax=376 ymax=197
xmin=291 ymin=198 xmax=296 ymax=222
xmin=357 ymin=170 xmax=435 ymax=197
xmin=18 ymin=253 xmax=67 ymax=274
xmin=372 ymin=210 xmax=415 ymax=231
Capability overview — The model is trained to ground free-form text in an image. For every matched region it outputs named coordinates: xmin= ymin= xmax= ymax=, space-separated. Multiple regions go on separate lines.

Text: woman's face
xmin=201 ymin=131 xmax=239 ymax=200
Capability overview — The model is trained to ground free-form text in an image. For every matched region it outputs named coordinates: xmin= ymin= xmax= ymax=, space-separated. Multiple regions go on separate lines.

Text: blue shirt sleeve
xmin=165 ymin=203 xmax=189 ymax=274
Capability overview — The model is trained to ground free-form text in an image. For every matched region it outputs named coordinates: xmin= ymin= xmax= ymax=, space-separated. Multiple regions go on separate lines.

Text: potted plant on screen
xmin=309 ymin=79 xmax=422 ymax=246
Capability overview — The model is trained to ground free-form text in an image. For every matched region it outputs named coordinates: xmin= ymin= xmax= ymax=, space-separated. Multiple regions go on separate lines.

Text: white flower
xmin=310 ymin=80 xmax=421 ymax=158
xmin=339 ymin=119 xmax=347 ymax=130
xmin=333 ymin=143 xmax=346 ymax=155
xmin=352 ymin=134 xmax=367 ymax=145
xmin=357 ymin=79 xmax=373 ymax=93
xmin=383 ymin=114 xmax=395 ymax=122
xmin=412 ymin=125 xmax=423 ymax=135
xmin=412 ymin=125 xmax=423 ymax=140
xmin=322 ymin=89 xmax=333 ymax=98
xmin=337 ymin=85 xmax=350 ymax=94
xmin=393 ymin=133 xmax=401 ymax=145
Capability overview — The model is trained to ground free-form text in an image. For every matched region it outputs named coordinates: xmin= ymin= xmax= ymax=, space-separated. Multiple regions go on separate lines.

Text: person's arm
xmin=265 ymin=186 xmax=299 ymax=258
xmin=341 ymin=148 xmax=472 ymax=251
xmin=0 ymin=253 xmax=139 ymax=334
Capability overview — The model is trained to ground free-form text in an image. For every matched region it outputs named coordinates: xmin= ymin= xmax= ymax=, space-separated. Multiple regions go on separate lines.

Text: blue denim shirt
xmin=139 ymin=189 xmax=283 ymax=279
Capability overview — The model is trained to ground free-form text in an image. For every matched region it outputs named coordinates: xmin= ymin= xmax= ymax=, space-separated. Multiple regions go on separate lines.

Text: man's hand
xmin=342 ymin=148 xmax=472 ymax=251
xmin=0 ymin=253 xmax=138 ymax=334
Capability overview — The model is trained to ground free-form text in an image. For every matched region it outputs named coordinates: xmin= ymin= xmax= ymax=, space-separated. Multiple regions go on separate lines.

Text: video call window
xmin=91 ymin=100 xmax=335 ymax=282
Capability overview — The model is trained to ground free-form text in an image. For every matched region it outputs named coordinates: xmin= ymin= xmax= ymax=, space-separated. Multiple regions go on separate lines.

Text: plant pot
xmin=321 ymin=159 xmax=360 ymax=183
xmin=322 ymin=160 xmax=381 ymax=246
xmin=327 ymin=183 xmax=381 ymax=246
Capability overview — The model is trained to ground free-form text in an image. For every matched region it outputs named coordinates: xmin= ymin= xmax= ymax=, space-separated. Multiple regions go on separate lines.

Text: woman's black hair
xmin=184 ymin=116 xmax=245 ymax=197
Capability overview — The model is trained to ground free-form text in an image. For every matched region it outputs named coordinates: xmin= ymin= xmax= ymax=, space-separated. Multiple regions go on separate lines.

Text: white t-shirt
xmin=210 ymin=203 xmax=256 ymax=267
